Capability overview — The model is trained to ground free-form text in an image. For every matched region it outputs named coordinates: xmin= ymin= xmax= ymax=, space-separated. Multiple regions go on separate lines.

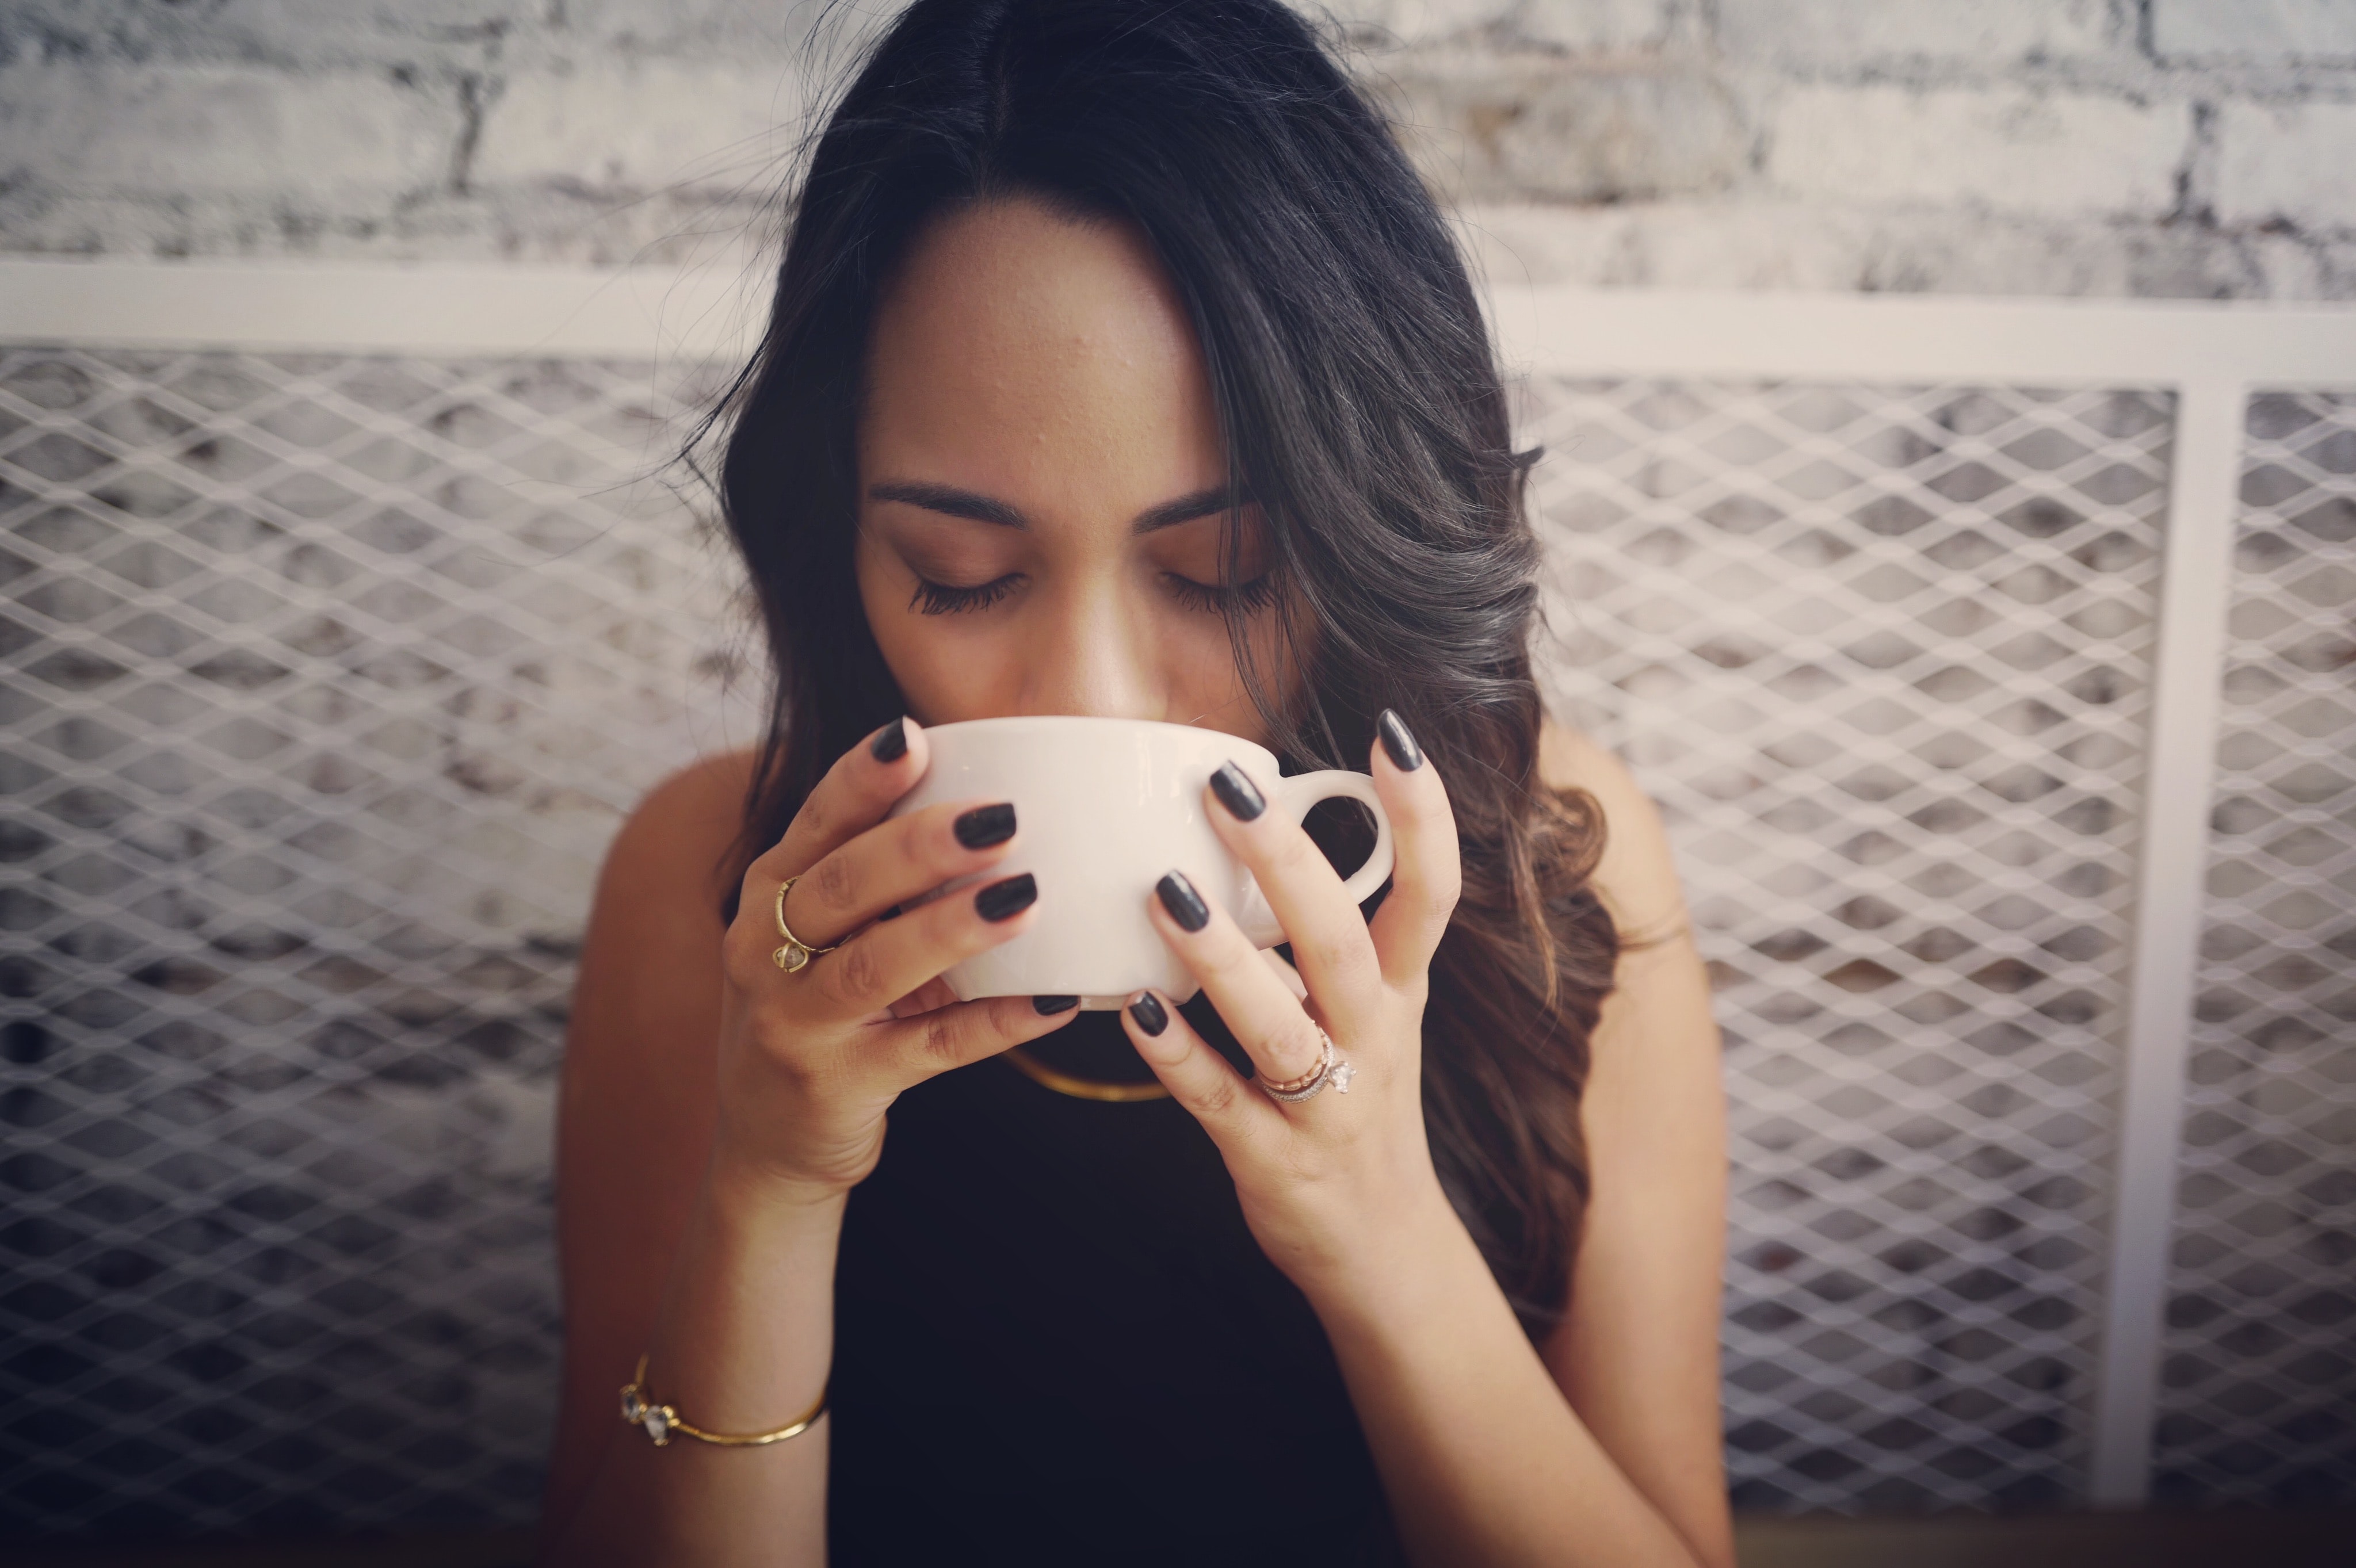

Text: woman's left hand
xmin=1120 ymin=710 xmax=1465 ymax=1302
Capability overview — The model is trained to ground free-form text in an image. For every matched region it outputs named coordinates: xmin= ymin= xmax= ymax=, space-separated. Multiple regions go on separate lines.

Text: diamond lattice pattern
xmin=0 ymin=347 xmax=750 ymax=1538
xmin=1523 ymin=380 xmax=2172 ymax=1511
xmin=13 ymin=347 xmax=2326 ymax=1534
xmin=2153 ymin=391 xmax=2356 ymax=1508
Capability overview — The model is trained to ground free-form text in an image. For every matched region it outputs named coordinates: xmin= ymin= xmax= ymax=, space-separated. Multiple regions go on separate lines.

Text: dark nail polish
xmin=1210 ymin=762 xmax=1266 ymax=822
xmin=870 ymin=718 xmax=908 ymax=762
xmin=975 ymin=873 xmax=1037 ymax=922
xmin=1129 ymin=992 xmax=1169 ymax=1036
xmin=1032 ymin=994 xmax=1079 ymax=1016
xmin=954 ymin=802 xmax=1017 ymax=848
xmin=1156 ymin=870 xmax=1210 ymax=933
xmin=1377 ymin=708 xmax=1424 ymax=772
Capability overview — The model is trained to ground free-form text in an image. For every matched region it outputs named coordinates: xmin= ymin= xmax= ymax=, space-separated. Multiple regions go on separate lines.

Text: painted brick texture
xmin=2154 ymin=1 xmax=2356 ymax=63
xmin=2216 ymin=100 xmax=2356 ymax=227
xmin=0 ymin=0 xmax=2353 ymax=297
xmin=0 ymin=63 xmax=447 ymax=200
xmin=1717 ymin=0 xmax=2114 ymax=63
xmin=1769 ymin=85 xmax=2190 ymax=219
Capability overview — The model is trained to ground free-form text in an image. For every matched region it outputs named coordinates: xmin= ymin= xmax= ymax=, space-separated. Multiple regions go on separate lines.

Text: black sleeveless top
xmin=827 ymin=999 xmax=1405 ymax=1565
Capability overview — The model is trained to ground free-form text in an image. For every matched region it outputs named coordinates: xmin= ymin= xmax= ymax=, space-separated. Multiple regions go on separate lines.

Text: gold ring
xmin=1258 ymin=1028 xmax=1357 ymax=1102
xmin=771 ymin=875 xmax=838 ymax=972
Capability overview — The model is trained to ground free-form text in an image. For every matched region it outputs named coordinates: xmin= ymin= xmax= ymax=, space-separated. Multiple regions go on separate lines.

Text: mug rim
xmin=917 ymin=714 xmax=1278 ymax=760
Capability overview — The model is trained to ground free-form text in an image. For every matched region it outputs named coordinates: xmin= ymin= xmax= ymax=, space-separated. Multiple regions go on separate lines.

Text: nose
xmin=1017 ymin=572 xmax=1159 ymax=720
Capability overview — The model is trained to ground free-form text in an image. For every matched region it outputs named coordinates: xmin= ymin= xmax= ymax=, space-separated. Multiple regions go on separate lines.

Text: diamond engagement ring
xmin=771 ymin=875 xmax=839 ymax=972
xmin=1258 ymin=1027 xmax=1355 ymax=1103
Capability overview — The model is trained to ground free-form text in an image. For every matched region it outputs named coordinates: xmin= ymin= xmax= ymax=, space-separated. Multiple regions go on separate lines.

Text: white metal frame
xmin=1495 ymin=288 xmax=2356 ymax=1507
xmin=6 ymin=257 xmax=2355 ymax=1505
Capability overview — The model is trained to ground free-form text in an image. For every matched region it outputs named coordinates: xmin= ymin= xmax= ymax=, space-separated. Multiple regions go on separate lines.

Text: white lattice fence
xmin=0 ymin=265 xmax=2351 ymax=1539
xmin=0 ymin=338 xmax=752 ymax=1536
xmin=2152 ymin=392 xmax=2356 ymax=1507
xmin=1526 ymin=380 xmax=2167 ymax=1509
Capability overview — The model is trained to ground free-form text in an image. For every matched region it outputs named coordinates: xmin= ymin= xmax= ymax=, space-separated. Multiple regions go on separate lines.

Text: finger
xmin=886 ymin=976 xmax=962 ymax=1020
xmin=1119 ymin=989 xmax=1282 ymax=1148
xmin=746 ymin=717 xmax=927 ymax=897
xmin=802 ymin=871 xmax=1041 ymax=1023
xmin=779 ymin=796 xmax=1020 ymax=949
xmin=1262 ymin=947 xmax=1308 ymax=1001
xmin=1146 ymin=867 xmax=1330 ymax=1088
xmin=1202 ymin=758 xmax=1382 ymax=1038
xmin=879 ymin=991 xmax=1082 ymax=1083
xmin=1362 ymin=710 xmax=1460 ymax=989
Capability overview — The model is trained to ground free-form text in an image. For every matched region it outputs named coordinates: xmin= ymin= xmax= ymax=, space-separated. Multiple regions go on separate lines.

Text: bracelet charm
xmin=620 ymin=1353 xmax=828 ymax=1448
xmin=619 ymin=1377 xmax=680 ymax=1445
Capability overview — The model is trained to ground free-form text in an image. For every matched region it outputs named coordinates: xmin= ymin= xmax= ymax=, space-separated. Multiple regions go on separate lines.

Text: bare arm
xmin=540 ymin=755 xmax=737 ymax=1544
xmin=1114 ymin=716 xmax=1730 ymax=1568
xmin=538 ymin=728 xmax=1080 ymax=1565
xmin=538 ymin=756 xmax=840 ymax=1565
xmin=1308 ymin=726 xmax=1728 ymax=1567
xmin=1538 ymin=723 xmax=1732 ymax=1568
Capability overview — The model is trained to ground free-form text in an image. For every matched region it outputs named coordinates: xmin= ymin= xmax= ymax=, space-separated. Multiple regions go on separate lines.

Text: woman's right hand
xmin=711 ymin=716 xmax=1075 ymax=1198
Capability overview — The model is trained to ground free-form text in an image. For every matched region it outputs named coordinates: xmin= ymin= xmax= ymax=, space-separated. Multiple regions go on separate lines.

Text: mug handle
xmin=1232 ymin=770 xmax=1396 ymax=949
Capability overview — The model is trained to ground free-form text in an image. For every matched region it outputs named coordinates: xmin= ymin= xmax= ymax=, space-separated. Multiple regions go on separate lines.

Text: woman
xmin=540 ymin=2 xmax=1728 ymax=1563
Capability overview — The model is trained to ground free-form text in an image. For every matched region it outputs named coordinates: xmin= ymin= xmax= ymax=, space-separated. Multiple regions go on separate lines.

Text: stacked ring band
xmin=1258 ymin=1028 xmax=1357 ymax=1102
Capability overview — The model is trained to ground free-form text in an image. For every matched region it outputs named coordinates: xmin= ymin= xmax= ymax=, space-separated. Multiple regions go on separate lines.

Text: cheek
xmin=1147 ymin=598 xmax=1288 ymax=740
xmin=851 ymin=528 xmax=1020 ymax=722
xmin=853 ymin=534 xmax=937 ymax=696
xmin=1218 ymin=595 xmax=1306 ymax=723
xmin=851 ymin=533 xmax=902 ymax=649
xmin=1157 ymin=600 xmax=1240 ymax=675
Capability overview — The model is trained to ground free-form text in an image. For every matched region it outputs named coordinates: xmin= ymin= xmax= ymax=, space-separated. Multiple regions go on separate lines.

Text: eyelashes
xmin=1158 ymin=571 xmax=1281 ymax=617
xmin=908 ymin=571 xmax=1280 ymax=618
xmin=909 ymin=574 xmax=1023 ymax=615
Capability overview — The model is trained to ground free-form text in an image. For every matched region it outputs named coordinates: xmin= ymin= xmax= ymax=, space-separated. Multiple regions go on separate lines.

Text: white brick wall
xmin=1717 ymin=0 xmax=2114 ymax=64
xmin=1768 ymin=85 xmax=2190 ymax=220
xmin=1381 ymin=65 xmax=1744 ymax=203
xmin=2216 ymin=100 xmax=2356 ymax=228
xmin=1345 ymin=0 xmax=1662 ymax=51
xmin=1 ymin=0 xmax=2353 ymax=297
xmin=2153 ymin=1 xmax=2356 ymax=63
xmin=1517 ymin=0 xmax=1664 ymax=53
xmin=0 ymin=63 xmax=447 ymax=200
xmin=473 ymin=62 xmax=804 ymax=192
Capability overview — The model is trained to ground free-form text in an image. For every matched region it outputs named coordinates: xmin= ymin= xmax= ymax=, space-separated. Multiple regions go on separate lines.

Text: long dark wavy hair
xmin=702 ymin=0 xmax=1617 ymax=1338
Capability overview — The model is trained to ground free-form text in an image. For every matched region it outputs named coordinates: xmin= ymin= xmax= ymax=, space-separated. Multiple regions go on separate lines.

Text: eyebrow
xmin=867 ymin=480 xmax=1246 ymax=536
xmin=866 ymin=480 xmax=1027 ymax=528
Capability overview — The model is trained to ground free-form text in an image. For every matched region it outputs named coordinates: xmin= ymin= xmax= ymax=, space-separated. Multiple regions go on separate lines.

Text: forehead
xmin=860 ymin=196 xmax=1224 ymax=507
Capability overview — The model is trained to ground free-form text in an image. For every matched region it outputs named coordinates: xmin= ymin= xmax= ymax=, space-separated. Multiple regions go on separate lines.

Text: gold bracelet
xmin=619 ymin=1354 xmax=829 ymax=1447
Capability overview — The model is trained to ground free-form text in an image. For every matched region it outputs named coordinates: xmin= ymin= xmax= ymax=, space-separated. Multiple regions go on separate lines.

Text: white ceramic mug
xmin=888 ymin=716 xmax=1395 ymax=1009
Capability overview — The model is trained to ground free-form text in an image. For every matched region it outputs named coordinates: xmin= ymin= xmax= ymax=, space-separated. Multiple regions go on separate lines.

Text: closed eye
xmin=1162 ymin=571 xmax=1281 ymax=616
xmin=909 ymin=573 xmax=1024 ymax=615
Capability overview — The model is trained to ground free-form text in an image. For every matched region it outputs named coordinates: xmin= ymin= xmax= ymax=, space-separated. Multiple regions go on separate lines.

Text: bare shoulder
xmin=602 ymin=748 xmax=760 ymax=913
xmin=543 ymin=748 xmax=757 ymax=1534
xmin=1534 ymin=721 xmax=1733 ymax=1566
xmin=1535 ymin=719 xmax=1688 ymax=947
xmin=560 ymin=744 xmax=755 ymax=1212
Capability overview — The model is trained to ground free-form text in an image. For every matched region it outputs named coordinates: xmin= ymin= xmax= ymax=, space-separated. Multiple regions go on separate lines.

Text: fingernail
xmin=1128 ymin=992 xmax=1169 ymax=1037
xmin=1032 ymin=994 xmax=1079 ymax=1016
xmin=954 ymin=802 xmax=1017 ymax=848
xmin=975 ymin=873 xmax=1037 ymax=922
xmin=1210 ymin=762 xmax=1266 ymax=822
xmin=1156 ymin=870 xmax=1210 ymax=933
xmin=1377 ymin=708 xmax=1423 ymax=772
xmin=870 ymin=717 xmax=908 ymax=762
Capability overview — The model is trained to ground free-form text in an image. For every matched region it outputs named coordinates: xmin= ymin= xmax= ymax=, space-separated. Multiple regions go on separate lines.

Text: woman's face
xmin=855 ymin=197 xmax=1288 ymax=747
